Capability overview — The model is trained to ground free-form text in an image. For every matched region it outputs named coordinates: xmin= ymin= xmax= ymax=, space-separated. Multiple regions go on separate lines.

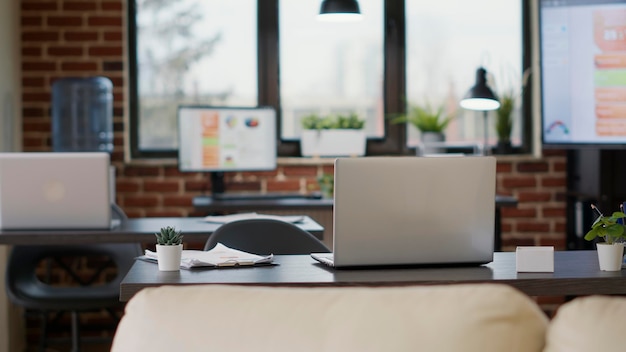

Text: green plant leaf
xmin=301 ymin=113 xmax=364 ymax=130
xmin=155 ymin=226 xmax=183 ymax=245
xmin=495 ymin=91 xmax=515 ymax=141
xmin=390 ymin=103 xmax=451 ymax=133
xmin=584 ymin=210 xmax=626 ymax=244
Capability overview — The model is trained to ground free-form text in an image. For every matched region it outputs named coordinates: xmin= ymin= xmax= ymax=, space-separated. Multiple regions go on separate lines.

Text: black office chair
xmin=203 ymin=218 xmax=331 ymax=255
xmin=5 ymin=242 xmax=142 ymax=352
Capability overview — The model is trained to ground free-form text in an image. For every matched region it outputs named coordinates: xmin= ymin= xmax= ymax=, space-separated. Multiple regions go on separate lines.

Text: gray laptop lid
xmin=331 ymin=156 xmax=496 ymax=267
xmin=0 ymin=152 xmax=112 ymax=230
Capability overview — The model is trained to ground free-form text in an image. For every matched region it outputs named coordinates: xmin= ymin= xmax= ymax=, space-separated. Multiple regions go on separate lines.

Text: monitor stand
xmin=210 ymin=172 xmax=226 ymax=195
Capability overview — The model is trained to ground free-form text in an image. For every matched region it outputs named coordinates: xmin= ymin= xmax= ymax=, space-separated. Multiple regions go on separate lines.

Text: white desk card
xmin=516 ymin=246 xmax=554 ymax=273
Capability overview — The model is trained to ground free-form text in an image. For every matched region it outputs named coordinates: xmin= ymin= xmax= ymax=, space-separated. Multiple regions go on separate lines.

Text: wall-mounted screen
xmin=540 ymin=0 xmax=626 ymax=148
xmin=177 ymin=106 xmax=277 ymax=172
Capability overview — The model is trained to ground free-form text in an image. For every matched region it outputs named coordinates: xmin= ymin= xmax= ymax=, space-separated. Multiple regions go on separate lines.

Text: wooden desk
xmin=193 ymin=196 xmax=334 ymax=211
xmin=119 ymin=250 xmax=623 ymax=302
xmin=193 ymin=195 xmax=517 ymax=212
xmin=0 ymin=216 xmax=324 ymax=245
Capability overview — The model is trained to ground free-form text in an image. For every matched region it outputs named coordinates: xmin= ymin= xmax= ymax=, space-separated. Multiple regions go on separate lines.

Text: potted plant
xmin=317 ymin=174 xmax=334 ymax=199
xmin=584 ymin=205 xmax=626 ymax=271
xmin=390 ymin=103 xmax=452 ymax=154
xmin=300 ymin=113 xmax=366 ymax=157
xmin=495 ymin=90 xmax=515 ymax=154
xmin=155 ymin=226 xmax=184 ymax=271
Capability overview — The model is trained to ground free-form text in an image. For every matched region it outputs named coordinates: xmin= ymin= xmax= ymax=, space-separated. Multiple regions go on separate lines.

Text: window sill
xmin=122 ymin=153 xmax=551 ymax=168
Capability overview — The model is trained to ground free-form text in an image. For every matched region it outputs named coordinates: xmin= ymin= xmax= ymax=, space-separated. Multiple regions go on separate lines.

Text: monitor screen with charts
xmin=312 ymin=156 xmax=496 ymax=268
xmin=177 ymin=106 xmax=277 ymax=173
xmin=0 ymin=152 xmax=112 ymax=230
xmin=177 ymin=106 xmax=277 ymax=196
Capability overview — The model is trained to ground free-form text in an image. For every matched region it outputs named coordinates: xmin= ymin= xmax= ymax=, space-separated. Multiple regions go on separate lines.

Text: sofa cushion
xmin=111 ymin=283 xmax=548 ymax=352
xmin=544 ymin=295 xmax=626 ymax=352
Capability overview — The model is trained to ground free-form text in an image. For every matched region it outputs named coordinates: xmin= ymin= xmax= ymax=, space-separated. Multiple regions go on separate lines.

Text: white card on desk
xmin=202 ymin=212 xmax=305 ymax=224
xmin=516 ymin=246 xmax=554 ymax=272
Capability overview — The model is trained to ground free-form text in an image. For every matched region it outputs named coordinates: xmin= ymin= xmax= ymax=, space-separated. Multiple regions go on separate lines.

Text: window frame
xmin=127 ymin=0 xmax=532 ymax=160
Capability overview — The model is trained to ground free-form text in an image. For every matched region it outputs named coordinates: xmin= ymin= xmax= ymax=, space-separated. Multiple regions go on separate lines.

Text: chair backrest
xmin=5 ymin=243 xmax=142 ymax=311
xmin=203 ymin=218 xmax=330 ymax=255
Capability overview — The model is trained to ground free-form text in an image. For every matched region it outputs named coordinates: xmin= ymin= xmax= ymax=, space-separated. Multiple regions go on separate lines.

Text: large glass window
xmin=405 ymin=0 xmax=522 ymax=148
xmin=133 ymin=0 xmax=257 ymax=151
xmin=129 ymin=0 xmax=530 ymax=159
xmin=279 ymin=0 xmax=385 ymax=140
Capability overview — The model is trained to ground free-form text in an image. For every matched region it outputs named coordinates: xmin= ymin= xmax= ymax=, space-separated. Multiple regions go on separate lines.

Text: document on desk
xmin=202 ymin=212 xmax=305 ymax=224
xmin=141 ymin=243 xmax=274 ymax=269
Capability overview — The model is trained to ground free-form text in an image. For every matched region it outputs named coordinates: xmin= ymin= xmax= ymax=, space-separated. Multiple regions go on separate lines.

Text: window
xmin=405 ymin=0 xmax=523 ymax=149
xmin=130 ymin=0 xmax=257 ymax=156
xmin=128 ymin=0 xmax=531 ymax=159
xmin=279 ymin=0 xmax=384 ymax=140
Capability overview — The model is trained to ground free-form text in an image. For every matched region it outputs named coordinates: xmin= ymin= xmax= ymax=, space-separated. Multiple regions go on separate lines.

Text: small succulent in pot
xmin=155 ymin=226 xmax=183 ymax=245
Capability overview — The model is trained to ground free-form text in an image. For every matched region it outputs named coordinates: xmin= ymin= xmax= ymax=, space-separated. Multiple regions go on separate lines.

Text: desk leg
xmin=495 ymin=207 xmax=502 ymax=252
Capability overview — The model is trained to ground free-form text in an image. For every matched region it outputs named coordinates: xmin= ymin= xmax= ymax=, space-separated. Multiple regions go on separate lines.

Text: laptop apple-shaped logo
xmin=43 ymin=180 xmax=65 ymax=202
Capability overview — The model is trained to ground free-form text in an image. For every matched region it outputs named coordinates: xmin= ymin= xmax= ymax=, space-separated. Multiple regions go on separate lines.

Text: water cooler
xmin=51 ymin=77 xmax=113 ymax=153
xmin=50 ymin=77 xmax=125 ymax=222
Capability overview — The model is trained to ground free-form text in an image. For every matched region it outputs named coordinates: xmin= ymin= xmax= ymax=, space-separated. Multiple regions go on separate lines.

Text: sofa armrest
xmin=544 ymin=295 xmax=626 ymax=352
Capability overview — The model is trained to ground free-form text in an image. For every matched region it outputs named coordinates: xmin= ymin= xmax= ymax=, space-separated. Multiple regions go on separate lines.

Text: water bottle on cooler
xmin=51 ymin=77 xmax=113 ymax=153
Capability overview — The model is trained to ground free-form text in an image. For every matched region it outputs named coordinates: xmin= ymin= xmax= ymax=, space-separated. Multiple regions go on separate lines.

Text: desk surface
xmin=0 ymin=216 xmax=324 ymax=245
xmin=194 ymin=195 xmax=518 ymax=211
xmin=119 ymin=250 xmax=623 ymax=302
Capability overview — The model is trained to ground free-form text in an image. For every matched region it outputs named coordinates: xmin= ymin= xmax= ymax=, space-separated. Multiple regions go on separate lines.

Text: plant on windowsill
xmin=495 ymin=90 xmax=515 ymax=154
xmin=584 ymin=205 xmax=626 ymax=271
xmin=155 ymin=226 xmax=184 ymax=271
xmin=300 ymin=113 xmax=366 ymax=157
xmin=390 ymin=103 xmax=452 ymax=154
xmin=493 ymin=67 xmax=531 ymax=154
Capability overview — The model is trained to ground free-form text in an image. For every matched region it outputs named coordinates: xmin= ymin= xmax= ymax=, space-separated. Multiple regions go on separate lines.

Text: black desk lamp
xmin=460 ymin=67 xmax=500 ymax=155
xmin=318 ymin=0 xmax=362 ymax=21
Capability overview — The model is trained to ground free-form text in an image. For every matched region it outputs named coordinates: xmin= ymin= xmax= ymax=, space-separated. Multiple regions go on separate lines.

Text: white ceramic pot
xmin=300 ymin=129 xmax=366 ymax=157
xmin=156 ymin=244 xmax=183 ymax=271
xmin=596 ymin=242 xmax=624 ymax=271
xmin=419 ymin=132 xmax=445 ymax=155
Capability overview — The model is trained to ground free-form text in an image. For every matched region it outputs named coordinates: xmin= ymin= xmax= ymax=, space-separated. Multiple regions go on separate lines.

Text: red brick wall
xmin=19 ymin=0 xmax=569 ymax=250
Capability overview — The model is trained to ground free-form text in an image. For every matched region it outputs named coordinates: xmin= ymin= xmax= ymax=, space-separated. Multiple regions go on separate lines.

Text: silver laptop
xmin=0 ymin=152 xmax=112 ymax=230
xmin=311 ymin=156 xmax=496 ymax=268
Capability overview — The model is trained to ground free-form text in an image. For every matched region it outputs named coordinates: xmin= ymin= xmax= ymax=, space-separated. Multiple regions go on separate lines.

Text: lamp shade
xmin=318 ymin=0 xmax=362 ymax=22
xmin=460 ymin=67 xmax=500 ymax=111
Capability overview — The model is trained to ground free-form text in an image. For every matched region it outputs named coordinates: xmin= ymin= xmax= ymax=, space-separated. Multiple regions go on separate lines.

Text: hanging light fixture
xmin=460 ymin=67 xmax=500 ymax=155
xmin=318 ymin=0 xmax=362 ymax=22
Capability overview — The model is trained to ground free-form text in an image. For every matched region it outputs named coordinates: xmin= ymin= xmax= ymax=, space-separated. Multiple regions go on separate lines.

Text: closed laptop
xmin=0 ymin=152 xmax=112 ymax=230
xmin=312 ymin=156 xmax=496 ymax=268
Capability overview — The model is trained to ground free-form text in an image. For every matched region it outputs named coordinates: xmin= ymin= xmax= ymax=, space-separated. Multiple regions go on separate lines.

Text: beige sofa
xmin=111 ymin=284 xmax=626 ymax=352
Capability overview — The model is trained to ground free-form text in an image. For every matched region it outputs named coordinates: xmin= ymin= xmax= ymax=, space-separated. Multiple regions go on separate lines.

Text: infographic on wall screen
xmin=541 ymin=1 xmax=626 ymax=144
xmin=178 ymin=108 xmax=276 ymax=171
xmin=594 ymin=9 xmax=626 ymax=137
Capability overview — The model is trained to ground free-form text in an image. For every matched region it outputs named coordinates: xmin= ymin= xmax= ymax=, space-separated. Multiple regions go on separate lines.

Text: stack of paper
xmin=202 ymin=212 xmax=305 ymax=224
xmin=142 ymin=243 xmax=274 ymax=269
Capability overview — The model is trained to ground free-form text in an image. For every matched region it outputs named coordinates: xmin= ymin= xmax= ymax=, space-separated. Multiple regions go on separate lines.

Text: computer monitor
xmin=177 ymin=106 xmax=277 ymax=196
xmin=539 ymin=0 xmax=626 ymax=149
